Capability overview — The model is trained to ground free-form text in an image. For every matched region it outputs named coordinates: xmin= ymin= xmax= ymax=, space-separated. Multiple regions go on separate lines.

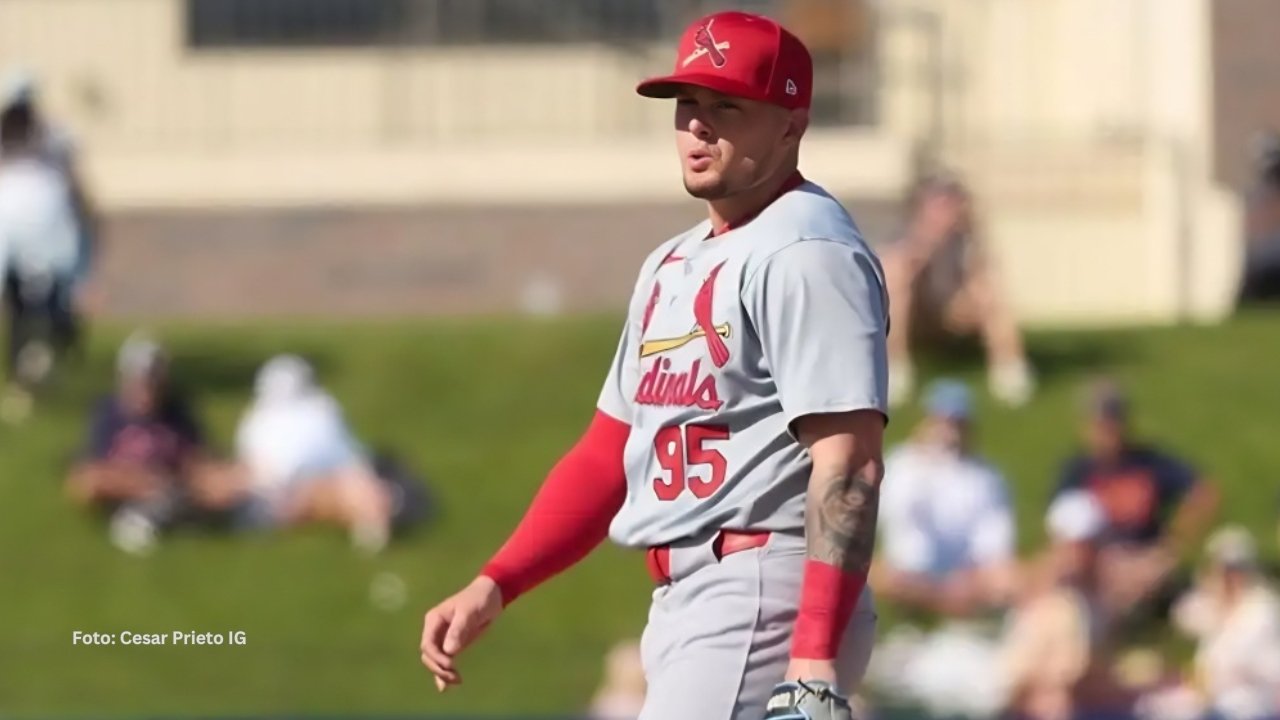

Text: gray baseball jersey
xmin=598 ymin=178 xmax=890 ymax=548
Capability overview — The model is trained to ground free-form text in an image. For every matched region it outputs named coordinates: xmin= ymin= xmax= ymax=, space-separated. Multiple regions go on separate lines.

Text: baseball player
xmin=420 ymin=11 xmax=889 ymax=720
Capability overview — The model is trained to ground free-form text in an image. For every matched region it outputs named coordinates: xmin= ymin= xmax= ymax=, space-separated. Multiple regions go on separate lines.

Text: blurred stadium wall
xmin=0 ymin=0 xmax=1271 ymax=326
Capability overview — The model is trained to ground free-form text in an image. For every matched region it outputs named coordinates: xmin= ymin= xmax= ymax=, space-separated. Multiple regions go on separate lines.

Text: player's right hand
xmin=420 ymin=575 xmax=504 ymax=693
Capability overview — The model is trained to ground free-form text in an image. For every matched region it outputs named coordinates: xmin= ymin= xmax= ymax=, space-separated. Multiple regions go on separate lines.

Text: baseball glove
xmin=763 ymin=680 xmax=855 ymax=720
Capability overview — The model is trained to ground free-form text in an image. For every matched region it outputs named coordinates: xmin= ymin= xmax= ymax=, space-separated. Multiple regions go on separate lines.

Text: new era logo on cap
xmin=636 ymin=11 xmax=814 ymax=111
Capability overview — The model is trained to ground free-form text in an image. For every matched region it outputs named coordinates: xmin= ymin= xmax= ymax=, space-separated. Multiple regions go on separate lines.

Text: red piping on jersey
xmin=710 ymin=171 xmax=806 ymax=237
xmin=480 ymin=410 xmax=629 ymax=606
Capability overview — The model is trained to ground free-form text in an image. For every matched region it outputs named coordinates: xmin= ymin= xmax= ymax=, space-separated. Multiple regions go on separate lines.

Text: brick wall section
xmin=96 ymin=199 xmax=900 ymax=320
xmin=1212 ymin=0 xmax=1280 ymax=191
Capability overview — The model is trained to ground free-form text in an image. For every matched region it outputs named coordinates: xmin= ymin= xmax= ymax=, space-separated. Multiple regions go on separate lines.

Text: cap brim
xmin=636 ymin=72 xmax=771 ymax=104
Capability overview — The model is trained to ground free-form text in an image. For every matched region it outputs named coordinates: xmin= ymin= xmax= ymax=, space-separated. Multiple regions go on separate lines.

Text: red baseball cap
xmin=636 ymin=11 xmax=813 ymax=110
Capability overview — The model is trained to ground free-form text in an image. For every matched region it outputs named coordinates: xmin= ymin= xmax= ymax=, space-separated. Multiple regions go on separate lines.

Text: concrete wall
xmin=0 ymin=0 xmax=909 ymax=207
xmin=0 ymin=0 xmax=1255 ymax=326
xmin=0 ymin=0 xmax=666 ymax=148
xmin=880 ymin=0 xmax=1243 ymax=326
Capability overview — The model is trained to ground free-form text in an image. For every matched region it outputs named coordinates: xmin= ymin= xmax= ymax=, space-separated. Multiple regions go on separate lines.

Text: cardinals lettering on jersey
xmin=634 ymin=358 xmax=722 ymax=410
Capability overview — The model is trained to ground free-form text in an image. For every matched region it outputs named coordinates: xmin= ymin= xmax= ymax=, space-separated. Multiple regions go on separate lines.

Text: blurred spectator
xmin=0 ymin=68 xmax=97 ymax=248
xmin=588 ymin=639 xmax=645 ymax=720
xmin=1239 ymin=129 xmax=1280 ymax=303
xmin=872 ymin=379 xmax=1019 ymax=617
xmin=1053 ymin=378 xmax=1220 ymax=619
xmin=1139 ymin=527 xmax=1280 ymax=720
xmin=233 ymin=354 xmax=393 ymax=554
xmin=880 ymin=171 xmax=1035 ymax=408
xmin=0 ymin=70 xmax=92 ymax=417
xmin=863 ymin=380 xmax=1018 ymax=717
xmin=1000 ymin=490 xmax=1131 ymax=720
xmin=64 ymin=334 xmax=231 ymax=554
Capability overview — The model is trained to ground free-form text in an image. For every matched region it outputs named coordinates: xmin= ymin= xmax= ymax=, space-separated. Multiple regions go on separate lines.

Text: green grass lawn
xmin=2 ymin=310 xmax=1278 ymax=718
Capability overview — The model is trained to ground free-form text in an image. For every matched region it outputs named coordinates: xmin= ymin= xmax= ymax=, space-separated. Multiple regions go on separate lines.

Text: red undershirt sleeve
xmin=479 ymin=410 xmax=630 ymax=606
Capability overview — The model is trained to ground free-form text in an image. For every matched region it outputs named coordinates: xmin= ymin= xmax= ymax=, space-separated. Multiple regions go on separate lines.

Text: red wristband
xmin=791 ymin=560 xmax=867 ymax=660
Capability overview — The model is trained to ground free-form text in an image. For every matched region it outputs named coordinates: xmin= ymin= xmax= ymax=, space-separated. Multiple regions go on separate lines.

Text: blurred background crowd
xmin=2 ymin=1 xmax=1280 ymax=719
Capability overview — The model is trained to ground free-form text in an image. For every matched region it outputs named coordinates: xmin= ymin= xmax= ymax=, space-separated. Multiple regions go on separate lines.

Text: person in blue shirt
xmin=1052 ymin=378 xmax=1220 ymax=620
xmin=66 ymin=335 xmax=203 ymax=509
xmin=64 ymin=333 xmax=238 ymax=553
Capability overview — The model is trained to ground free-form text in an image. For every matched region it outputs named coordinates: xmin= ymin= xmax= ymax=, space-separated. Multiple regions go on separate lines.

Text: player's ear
xmin=784 ymin=108 xmax=809 ymax=143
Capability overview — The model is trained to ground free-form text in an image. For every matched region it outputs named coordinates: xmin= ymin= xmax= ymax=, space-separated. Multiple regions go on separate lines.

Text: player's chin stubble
xmin=683 ymin=173 xmax=731 ymax=201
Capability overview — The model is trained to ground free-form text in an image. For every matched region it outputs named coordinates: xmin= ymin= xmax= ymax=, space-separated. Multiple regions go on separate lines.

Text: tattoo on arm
xmin=807 ymin=468 xmax=881 ymax=573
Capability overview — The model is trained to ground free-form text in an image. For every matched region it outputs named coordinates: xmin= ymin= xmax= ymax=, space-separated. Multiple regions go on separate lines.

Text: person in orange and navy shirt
xmin=1051 ymin=378 xmax=1220 ymax=625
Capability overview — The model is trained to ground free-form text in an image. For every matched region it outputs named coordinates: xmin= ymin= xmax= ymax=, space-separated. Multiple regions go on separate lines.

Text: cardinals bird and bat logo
xmin=682 ymin=19 xmax=730 ymax=69
xmin=640 ymin=261 xmax=731 ymax=366
xmin=634 ymin=262 xmax=731 ymax=411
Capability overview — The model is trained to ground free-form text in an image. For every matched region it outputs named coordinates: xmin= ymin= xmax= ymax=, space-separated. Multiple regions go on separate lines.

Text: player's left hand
xmin=763 ymin=679 xmax=855 ymax=720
